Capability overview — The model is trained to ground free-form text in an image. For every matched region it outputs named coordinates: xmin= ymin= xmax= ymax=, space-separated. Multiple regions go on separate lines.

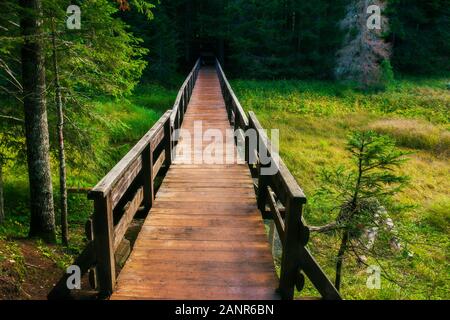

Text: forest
xmin=0 ymin=0 xmax=449 ymax=300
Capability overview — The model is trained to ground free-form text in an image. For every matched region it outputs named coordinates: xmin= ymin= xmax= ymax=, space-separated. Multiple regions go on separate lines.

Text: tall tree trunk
xmin=335 ymin=230 xmax=349 ymax=291
xmin=0 ymin=162 xmax=4 ymax=225
xmin=51 ymin=18 xmax=68 ymax=246
xmin=20 ymin=0 xmax=56 ymax=243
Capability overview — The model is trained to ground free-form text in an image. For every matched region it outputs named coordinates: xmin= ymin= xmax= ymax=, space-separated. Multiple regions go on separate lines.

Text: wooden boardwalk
xmin=48 ymin=59 xmax=341 ymax=301
xmin=111 ymin=67 xmax=279 ymax=300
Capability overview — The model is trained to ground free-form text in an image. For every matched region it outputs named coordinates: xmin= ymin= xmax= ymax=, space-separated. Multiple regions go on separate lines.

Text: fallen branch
xmin=25 ymin=262 xmax=45 ymax=270
xmin=0 ymin=115 xmax=24 ymax=123
xmin=309 ymin=222 xmax=340 ymax=233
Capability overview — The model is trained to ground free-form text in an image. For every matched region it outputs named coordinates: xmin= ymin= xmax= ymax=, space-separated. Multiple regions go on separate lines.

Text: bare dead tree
xmin=335 ymin=0 xmax=392 ymax=88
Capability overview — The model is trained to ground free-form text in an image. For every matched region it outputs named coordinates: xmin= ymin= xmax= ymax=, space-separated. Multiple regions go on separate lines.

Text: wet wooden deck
xmin=111 ymin=67 xmax=279 ymax=300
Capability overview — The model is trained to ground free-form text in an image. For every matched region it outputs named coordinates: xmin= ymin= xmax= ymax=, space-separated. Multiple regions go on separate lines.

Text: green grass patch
xmin=1 ymin=83 xmax=177 ymax=250
xmin=233 ymin=77 xmax=450 ymax=300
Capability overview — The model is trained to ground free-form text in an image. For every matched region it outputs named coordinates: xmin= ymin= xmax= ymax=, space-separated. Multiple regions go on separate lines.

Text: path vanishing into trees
xmin=49 ymin=57 xmax=341 ymax=300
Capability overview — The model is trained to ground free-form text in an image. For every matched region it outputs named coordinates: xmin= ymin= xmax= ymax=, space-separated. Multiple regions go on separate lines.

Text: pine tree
xmin=0 ymin=0 xmax=153 ymax=241
xmin=314 ymin=131 xmax=410 ymax=291
xmin=387 ymin=0 xmax=450 ymax=75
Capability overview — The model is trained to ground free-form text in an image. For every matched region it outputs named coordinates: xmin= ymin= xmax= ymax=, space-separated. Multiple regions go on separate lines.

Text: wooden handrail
xmin=170 ymin=58 xmax=201 ymax=128
xmin=49 ymin=59 xmax=202 ymax=300
xmin=48 ymin=58 xmax=341 ymax=301
xmin=215 ymin=58 xmax=341 ymax=300
xmin=89 ymin=111 xmax=171 ymax=197
xmin=247 ymin=111 xmax=306 ymax=201
xmin=215 ymin=58 xmax=249 ymax=130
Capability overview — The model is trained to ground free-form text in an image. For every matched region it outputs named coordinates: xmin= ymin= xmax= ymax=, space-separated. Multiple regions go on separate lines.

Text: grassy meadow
xmin=0 ymin=84 xmax=177 ymax=298
xmin=232 ymin=78 xmax=449 ymax=299
xmin=1 ymin=76 xmax=448 ymax=299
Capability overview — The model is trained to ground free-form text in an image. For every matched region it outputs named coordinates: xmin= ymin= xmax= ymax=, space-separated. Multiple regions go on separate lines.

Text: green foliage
xmin=235 ymin=78 xmax=449 ymax=299
xmin=387 ymin=0 xmax=450 ymax=75
xmin=317 ymin=131 xmax=410 ymax=233
xmin=232 ymin=78 xmax=450 ymax=123
xmin=0 ymin=82 xmax=176 ymax=239
xmin=128 ymin=0 xmax=156 ymax=20
xmin=122 ymin=1 xmax=180 ymax=84
xmin=42 ymin=0 xmax=149 ymax=97
xmin=0 ymin=239 xmax=26 ymax=283
xmin=118 ymin=0 xmax=450 ymax=79
xmin=223 ymin=0 xmax=347 ymax=78
xmin=36 ymin=240 xmax=72 ymax=269
xmin=381 ymin=59 xmax=395 ymax=87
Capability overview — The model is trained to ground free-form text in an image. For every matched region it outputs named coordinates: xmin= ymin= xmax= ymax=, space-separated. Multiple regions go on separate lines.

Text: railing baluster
xmin=279 ymin=196 xmax=303 ymax=300
xmin=92 ymin=192 xmax=116 ymax=298
xmin=164 ymin=117 xmax=172 ymax=166
xmin=85 ymin=218 xmax=97 ymax=290
xmin=142 ymin=143 xmax=154 ymax=212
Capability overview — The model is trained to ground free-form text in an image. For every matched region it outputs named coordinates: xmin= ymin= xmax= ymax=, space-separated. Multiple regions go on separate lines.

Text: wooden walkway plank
xmin=111 ymin=67 xmax=279 ymax=300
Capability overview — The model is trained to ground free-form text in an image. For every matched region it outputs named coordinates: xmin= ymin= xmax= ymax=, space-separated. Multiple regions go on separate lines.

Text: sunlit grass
xmin=233 ymin=77 xmax=450 ymax=300
xmin=1 ymin=83 xmax=177 ymax=246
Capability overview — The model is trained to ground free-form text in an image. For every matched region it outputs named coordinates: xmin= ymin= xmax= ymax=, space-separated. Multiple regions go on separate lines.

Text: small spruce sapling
xmin=314 ymin=131 xmax=410 ymax=291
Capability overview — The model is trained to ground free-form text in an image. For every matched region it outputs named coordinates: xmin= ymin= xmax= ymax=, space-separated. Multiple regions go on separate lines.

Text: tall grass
xmin=233 ymin=77 xmax=450 ymax=300
xmin=1 ymin=83 xmax=177 ymax=246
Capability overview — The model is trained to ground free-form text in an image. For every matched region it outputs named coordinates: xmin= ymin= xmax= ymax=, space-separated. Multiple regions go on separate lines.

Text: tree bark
xmin=0 ymin=162 xmax=4 ymax=225
xmin=52 ymin=18 xmax=68 ymax=246
xmin=335 ymin=230 xmax=349 ymax=291
xmin=20 ymin=0 xmax=56 ymax=243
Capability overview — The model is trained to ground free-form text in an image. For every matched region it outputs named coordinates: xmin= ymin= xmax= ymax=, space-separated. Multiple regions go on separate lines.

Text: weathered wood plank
xmin=110 ymin=156 xmax=142 ymax=209
xmin=298 ymin=247 xmax=342 ymax=300
xmin=92 ymin=193 xmax=116 ymax=297
xmin=248 ymin=111 xmax=307 ymax=205
xmin=170 ymin=58 xmax=201 ymax=126
xmin=215 ymin=58 xmax=249 ymax=128
xmin=113 ymin=187 xmax=144 ymax=252
xmin=111 ymin=66 xmax=279 ymax=300
xmin=89 ymin=110 xmax=171 ymax=198
xmin=267 ymin=186 xmax=285 ymax=244
xmin=152 ymin=151 xmax=166 ymax=180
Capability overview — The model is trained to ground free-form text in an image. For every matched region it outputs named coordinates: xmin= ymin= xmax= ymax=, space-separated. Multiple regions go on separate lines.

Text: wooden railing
xmin=170 ymin=58 xmax=201 ymax=145
xmin=48 ymin=59 xmax=201 ymax=300
xmin=215 ymin=58 xmax=342 ymax=300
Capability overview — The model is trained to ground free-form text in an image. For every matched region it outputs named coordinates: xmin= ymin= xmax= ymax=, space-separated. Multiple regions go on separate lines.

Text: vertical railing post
xmin=184 ymin=86 xmax=188 ymax=112
xmin=257 ymin=167 xmax=269 ymax=212
xmin=245 ymin=132 xmax=250 ymax=164
xmin=164 ymin=117 xmax=172 ymax=166
xmin=85 ymin=218 xmax=97 ymax=290
xmin=142 ymin=143 xmax=154 ymax=212
xmin=256 ymin=128 xmax=268 ymax=211
xmin=92 ymin=192 xmax=116 ymax=298
xmin=180 ymin=94 xmax=185 ymax=124
xmin=279 ymin=196 xmax=305 ymax=299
